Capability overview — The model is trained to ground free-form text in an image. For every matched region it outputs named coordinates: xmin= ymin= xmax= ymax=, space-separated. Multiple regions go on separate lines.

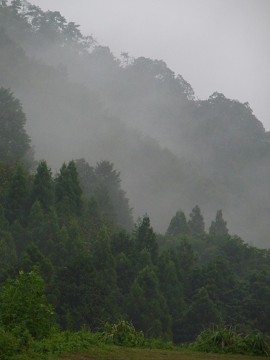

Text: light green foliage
xmin=0 ymin=325 xmax=20 ymax=360
xmin=245 ymin=332 xmax=270 ymax=357
xmin=32 ymin=329 xmax=100 ymax=357
xmin=193 ymin=326 xmax=270 ymax=356
xmin=102 ymin=320 xmax=144 ymax=347
xmin=0 ymin=269 xmax=55 ymax=339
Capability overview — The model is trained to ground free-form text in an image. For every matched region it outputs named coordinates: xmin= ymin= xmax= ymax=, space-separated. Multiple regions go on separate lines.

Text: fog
xmin=30 ymin=0 xmax=270 ymax=130
xmin=1 ymin=0 xmax=270 ymax=248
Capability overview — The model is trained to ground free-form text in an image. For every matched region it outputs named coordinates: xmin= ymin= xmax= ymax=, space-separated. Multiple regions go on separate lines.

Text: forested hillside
xmin=1 ymin=1 xmax=270 ymax=354
xmin=0 ymin=0 xmax=270 ymax=247
xmin=0 ymin=97 xmax=270 ymax=343
xmin=1 ymin=84 xmax=270 ymax=348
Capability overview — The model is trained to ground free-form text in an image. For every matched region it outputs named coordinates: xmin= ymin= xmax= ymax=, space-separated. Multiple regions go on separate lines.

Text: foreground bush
xmin=32 ymin=329 xmax=100 ymax=356
xmin=0 ymin=269 xmax=55 ymax=339
xmin=101 ymin=320 xmax=145 ymax=347
xmin=192 ymin=325 xmax=270 ymax=356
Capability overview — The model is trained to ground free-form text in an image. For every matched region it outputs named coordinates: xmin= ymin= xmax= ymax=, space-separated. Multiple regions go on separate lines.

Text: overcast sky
xmin=30 ymin=0 xmax=270 ymax=130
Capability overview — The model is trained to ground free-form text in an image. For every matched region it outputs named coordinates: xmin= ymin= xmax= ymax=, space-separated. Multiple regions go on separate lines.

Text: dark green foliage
xmin=128 ymin=265 xmax=172 ymax=339
xmin=31 ymin=161 xmax=54 ymax=212
xmin=188 ymin=205 xmax=205 ymax=236
xmin=19 ymin=243 xmax=54 ymax=284
xmin=0 ymin=156 xmax=270 ymax=348
xmin=209 ymin=210 xmax=228 ymax=236
xmin=0 ymin=163 xmax=14 ymax=204
xmin=94 ymin=160 xmax=133 ymax=230
xmin=245 ymin=269 xmax=270 ymax=333
xmin=134 ymin=216 xmax=158 ymax=264
xmin=157 ymin=251 xmax=185 ymax=319
xmin=1 ymin=2 xmax=270 ymax=348
xmin=55 ymin=161 xmax=82 ymax=217
xmin=174 ymin=287 xmax=221 ymax=343
xmin=5 ymin=164 xmax=29 ymax=224
xmin=166 ymin=210 xmax=189 ymax=236
xmin=76 ymin=159 xmax=133 ymax=230
xmin=0 ymin=87 xmax=31 ymax=164
xmin=0 ymin=228 xmax=17 ymax=280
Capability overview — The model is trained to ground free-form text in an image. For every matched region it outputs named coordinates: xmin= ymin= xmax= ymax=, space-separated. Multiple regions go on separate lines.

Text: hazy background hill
xmin=1 ymin=1 xmax=270 ymax=247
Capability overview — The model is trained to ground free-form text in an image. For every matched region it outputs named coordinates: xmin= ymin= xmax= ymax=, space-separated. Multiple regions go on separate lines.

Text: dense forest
xmin=0 ymin=0 xmax=270 ymax=352
xmin=0 ymin=0 xmax=270 ymax=247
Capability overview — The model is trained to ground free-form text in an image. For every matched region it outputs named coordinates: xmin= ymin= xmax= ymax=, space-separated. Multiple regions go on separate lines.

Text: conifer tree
xmin=0 ymin=88 xmax=31 ymax=164
xmin=31 ymin=161 xmax=54 ymax=212
xmin=157 ymin=250 xmax=185 ymax=319
xmin=188 ymin=205 xmax=205 ymax=236
xmin=166 ymin=210 xmax=189 ymax=236
xmin=174 ymin=287 xmax=220 ymax=343
xmin=128 ymin=265 xmax=172 ymax=339
xmin=209 ymin=209 xmax=228 ymax=235
xmin=55 ymin=161 xmax=82 ymax=217
xmin=0 ymin=205 xmax=16 ymax=279
xmin=95 ymin=160 xmax=133 ymax=230
xmin=5 ymin=165 xmax=29 ymax=224
xmin=134 ymin=215 xmax=158 ymax=264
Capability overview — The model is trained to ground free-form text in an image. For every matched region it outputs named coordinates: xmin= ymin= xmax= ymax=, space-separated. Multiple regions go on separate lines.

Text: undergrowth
xmin=1 ymin=321 xmax=270 ymax=359
xmin=191 ymin=325 xmax=270 ymax=357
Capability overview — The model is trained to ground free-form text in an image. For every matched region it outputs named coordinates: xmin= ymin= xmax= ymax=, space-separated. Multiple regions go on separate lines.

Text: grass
xmin=59 ymin=345 xmax=267 ymax=360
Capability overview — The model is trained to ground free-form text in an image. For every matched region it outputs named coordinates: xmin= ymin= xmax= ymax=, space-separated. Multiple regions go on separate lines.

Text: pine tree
xmin=0 ymin=88 xmax=31 ymax=164
xmin=188 ymin=205 xmax=205 ymax=236
xmin=55 ymin=161 xmax=82 ymax=217
xmin=127 ymin=265 xmax=172 ymax=339
xmin=166 ymin=210 xmax=189 ymax=236
xmin=95 ymin=161 xmax=133 ymax=230
xmin=209 ymin=209 xmax=228 ymax=235
xmin=0 ymin=205 xmax=16 ymax=279
xmin=174 ymin=287 xmax=220 ymax=343
xmin=134 ymin=215 xmax=158 ymax=264
xmin=31 ymin=161 xmax=54 ymax=212
xmin=157 ymin=250 xmax=185 ymax=319
xmin=28 ymin=200 xmax=45 ymax=245
xmin=5 ymin=165 xmax=29 ymax=224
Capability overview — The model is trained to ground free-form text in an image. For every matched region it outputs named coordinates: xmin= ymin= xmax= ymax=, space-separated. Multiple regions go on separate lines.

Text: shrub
xmin=0 ymin=326 xmax=20 ymax=359
xmin=192 ymin=325 xmax=270 ymax=356
xmin=244 ymin=332 xmax=270 ymax=356
xmin=101 ymin=320 xmax=145 ymax=347
xmin=32 ymin=328 xmax=100 ymax=356
xmin=0 ymin=269 xmax=55 ymax=339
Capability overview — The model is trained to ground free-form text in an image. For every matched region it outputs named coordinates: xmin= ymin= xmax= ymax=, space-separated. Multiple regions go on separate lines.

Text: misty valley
xmin=0 ymin=1 xmax=270 ymax=359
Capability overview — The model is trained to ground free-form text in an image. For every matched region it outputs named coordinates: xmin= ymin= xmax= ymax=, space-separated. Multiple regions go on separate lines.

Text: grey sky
xmin=30 ymin=0 xmax=270 ymax=129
